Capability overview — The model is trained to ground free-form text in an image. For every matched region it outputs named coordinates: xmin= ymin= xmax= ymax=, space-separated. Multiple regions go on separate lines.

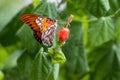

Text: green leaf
xmin=86 ymin=0 xmax=110 ymax=17
xmin=66 ymin=0 xmax=87 ymax=16
xmin=118 ymin=18 xmax=120 ymax=42
xmin=0 ymin=71 xmax=4 ymax=80
xmin=17 ymin=25 xmax=41 ymax=52
xmin=3 ymin=67 xmax=28 ymax=80
xmin=0 ymin=45 xmax=9 ymax=69
xmin=88 ymin=17 xmax=116 ymax=47
xmin=0 ymin=0 xmax=31 ymax=31
xmin=108 ymin=0 xmax=120 ymax=16
xmin=63 ymin=22 xmax=89 ymax=79
xmin=111 ymin=51 xmax=120 ymax=80
xmin=33 ymin=0 xmax=40 ymax=8
xmin=17 ymin=51 xmax=33 ymax=75
xmin=109 ymin=54 xmax=120 ymax=80
xmin=30 ymin=48 xmax=54 ymax=80
xmin=88 ymin=41 xmax=113 ymax=80
xmin=109 ymin=43 xmax=120 ymax=80
xmin=88 ymin=41 xmax=120 ymax=80
xmin=53 ymin=64 xmax=59 ymax=80
xmin=0 ymin=4 xmax=33 ymax=46
xmin=34 ymin=2 xmax=58 ymax=19
xmin=4 ymin=49 xmax=22 ymax=69
xmin=113 ymin=43 xmax=120 ymax=65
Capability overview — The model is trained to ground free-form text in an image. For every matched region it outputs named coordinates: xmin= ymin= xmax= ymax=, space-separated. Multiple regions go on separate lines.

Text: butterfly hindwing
xmin=41 ymin=25 xmax=57 ymax=46
xmin=34 ymin=31 xmax=42 ymax=43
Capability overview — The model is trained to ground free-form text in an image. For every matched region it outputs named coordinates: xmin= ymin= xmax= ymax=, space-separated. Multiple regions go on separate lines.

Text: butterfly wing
xmin=34 ymin=31 xmax=42 ymax=43
xmin=41 ymin=25 xmax=57 ymax=46
xmin=20 ymin=14 xmax=40 ymax=32
xmin=20 ymin=14 xmax=57 ymax=46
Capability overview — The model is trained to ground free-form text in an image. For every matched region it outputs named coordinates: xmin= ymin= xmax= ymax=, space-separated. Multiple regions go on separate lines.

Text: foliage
xmin=0 ymin=0 xmax=120 ymax=80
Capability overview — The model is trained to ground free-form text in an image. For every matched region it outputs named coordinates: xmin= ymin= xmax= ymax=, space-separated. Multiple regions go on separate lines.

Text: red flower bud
xmin=58 ymin=27 xmax=70 ymax=42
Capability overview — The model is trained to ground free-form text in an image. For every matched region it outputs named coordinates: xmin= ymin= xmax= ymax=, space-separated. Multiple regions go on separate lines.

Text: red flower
xmin=58 ymin=15 xmax=73 ymax=42
xmin=58 ymin=27 xmax=70 ymax=42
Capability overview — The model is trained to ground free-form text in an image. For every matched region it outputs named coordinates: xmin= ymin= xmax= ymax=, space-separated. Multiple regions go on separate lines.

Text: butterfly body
xmin=20 ymin=14 xmax=57 ymax=46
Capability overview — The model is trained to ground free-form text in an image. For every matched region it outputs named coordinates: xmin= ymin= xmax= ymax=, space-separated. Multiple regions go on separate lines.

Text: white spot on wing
xmin=36 ymin=19 xmax=39 ymax=24
xmin=38 ymin=22 xmax=42 ymax=26
xmin=39 ymin=17 xmax=42 ymax=20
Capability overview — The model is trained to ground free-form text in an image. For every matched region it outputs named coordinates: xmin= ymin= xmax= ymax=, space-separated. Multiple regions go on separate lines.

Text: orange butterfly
xmin=20 ymin=14 xmax=57 ymax=46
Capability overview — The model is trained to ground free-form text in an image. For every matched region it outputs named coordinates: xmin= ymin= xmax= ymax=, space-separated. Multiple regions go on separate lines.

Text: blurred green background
xmin=0 ymin=0 xmax=120 ymax=80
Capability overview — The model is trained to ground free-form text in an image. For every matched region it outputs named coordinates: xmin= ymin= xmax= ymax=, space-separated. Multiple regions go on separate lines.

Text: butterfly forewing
xmin=20 ymin=14 xmax=40 ymax=32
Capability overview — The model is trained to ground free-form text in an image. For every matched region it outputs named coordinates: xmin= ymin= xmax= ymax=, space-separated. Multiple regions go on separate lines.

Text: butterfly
xmin=20 ymin=14 xmax=57 ymax=46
